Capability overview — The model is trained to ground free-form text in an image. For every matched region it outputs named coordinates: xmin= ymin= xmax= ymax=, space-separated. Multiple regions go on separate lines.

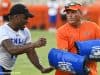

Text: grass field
xmin=12 ymin=30 xmax=100 ymax=75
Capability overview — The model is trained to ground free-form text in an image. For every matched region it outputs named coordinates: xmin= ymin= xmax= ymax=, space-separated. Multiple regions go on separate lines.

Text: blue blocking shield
xmin=48 ymin=48 xmax=87 ymax=75
xmin=75 ymin=40 xmax=100 ymax=61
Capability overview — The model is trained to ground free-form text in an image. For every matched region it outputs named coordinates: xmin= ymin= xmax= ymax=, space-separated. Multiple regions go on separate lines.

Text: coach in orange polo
xmin=56 ymin=2 xmax=100 ymax=75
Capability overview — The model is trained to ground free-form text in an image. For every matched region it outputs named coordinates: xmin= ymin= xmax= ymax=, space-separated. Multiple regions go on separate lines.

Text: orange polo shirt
xmin=56 ymin=21 xmax=100 ymax=75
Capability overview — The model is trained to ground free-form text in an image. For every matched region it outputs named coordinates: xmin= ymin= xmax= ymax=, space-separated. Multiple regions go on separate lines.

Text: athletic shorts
xmin=0 ymin=66 xmax=11 ymax=75
xmin=49 ymin=15 xmax=57 ymax=23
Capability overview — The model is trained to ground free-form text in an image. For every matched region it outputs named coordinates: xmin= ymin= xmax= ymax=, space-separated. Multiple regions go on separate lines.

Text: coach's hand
xmin=33 ymin=37 xmax=47 ymax=48
xmin=41 ymin=66 xmax=54 ymax=73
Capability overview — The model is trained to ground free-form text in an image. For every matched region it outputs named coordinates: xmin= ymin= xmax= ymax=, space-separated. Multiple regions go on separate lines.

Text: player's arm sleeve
xmin=0 ymin=31 xmax=9 ymax=45
xmin=25 ymin=28 xmax=32 ymax=43
xmin=56 ymin=29 xmax=68 ymax=50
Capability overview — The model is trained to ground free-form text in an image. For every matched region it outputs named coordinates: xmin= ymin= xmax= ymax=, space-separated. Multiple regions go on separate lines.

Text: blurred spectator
xmin=59 ymin=7 xmax=67 ymax=25
xmin=47 ymin=0 xmax=58 ymax=31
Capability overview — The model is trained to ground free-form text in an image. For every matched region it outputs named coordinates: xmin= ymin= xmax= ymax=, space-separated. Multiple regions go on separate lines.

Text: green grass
xmin=12 ymin=30 xmax=100 ymax=75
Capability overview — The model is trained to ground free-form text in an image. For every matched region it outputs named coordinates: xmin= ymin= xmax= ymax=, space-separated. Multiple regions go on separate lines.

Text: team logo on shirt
xmin=84 ymin=32 xmax=91 ymax=36
xmin=11 ymin=38 xmax=25 ymax=45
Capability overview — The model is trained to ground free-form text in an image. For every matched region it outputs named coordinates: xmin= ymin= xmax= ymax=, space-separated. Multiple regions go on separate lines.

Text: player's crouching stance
xmin=0 ymin=4 xmax=54 ymax=75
